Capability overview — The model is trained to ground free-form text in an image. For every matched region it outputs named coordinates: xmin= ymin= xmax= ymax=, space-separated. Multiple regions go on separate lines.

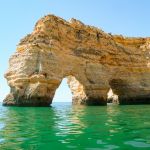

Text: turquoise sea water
xmin=0 ymin=102 xmax=150 ymax=150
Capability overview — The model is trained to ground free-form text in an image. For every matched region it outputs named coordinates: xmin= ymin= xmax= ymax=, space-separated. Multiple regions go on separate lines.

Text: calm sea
xmin=0 ymin=102 xmax=150 ymax=150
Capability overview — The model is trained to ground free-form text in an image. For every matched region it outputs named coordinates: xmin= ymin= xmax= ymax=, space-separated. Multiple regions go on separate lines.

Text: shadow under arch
xmin=108 ymin=78 xmax=126 ymax=105
xmin=109 ymin=78 xmax=150 ymax=105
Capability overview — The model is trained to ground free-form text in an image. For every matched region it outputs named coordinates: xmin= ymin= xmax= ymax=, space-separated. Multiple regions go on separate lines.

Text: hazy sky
xmin=0 ymin=0 xmax=150 ymax=102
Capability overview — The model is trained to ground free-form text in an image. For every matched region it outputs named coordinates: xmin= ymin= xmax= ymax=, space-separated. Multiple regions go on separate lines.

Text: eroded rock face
xmin=3 ymin=14 xmax=150 ymax=106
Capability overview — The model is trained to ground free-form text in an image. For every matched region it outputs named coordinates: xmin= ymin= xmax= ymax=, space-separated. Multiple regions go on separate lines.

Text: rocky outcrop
xmin=3 ymin=14 xmax=150 ymax=106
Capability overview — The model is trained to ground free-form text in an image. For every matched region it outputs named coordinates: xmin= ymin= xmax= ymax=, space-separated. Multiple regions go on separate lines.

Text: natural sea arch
xmin=3 ymin=14 xmax=150 ymax=106
xmin=53 ymin=77 xmax=118 ymax=105
xmin=52 ymin=75 xmax=90 ymax=105
xmin=52 ymin=78 xmax=72 ymax=103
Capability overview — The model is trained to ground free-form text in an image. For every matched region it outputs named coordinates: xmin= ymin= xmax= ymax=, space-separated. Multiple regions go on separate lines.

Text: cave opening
xmin=107 ymin=88 xmax=119 ymax=105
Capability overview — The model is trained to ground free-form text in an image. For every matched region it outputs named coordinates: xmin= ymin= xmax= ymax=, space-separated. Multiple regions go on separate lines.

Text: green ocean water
xmin=0 ymin=103 xmax=150 ymax=150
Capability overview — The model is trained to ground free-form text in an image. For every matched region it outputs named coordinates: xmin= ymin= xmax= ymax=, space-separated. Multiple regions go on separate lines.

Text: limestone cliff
xmin=3 ymin=14 xmax=150 ymax=106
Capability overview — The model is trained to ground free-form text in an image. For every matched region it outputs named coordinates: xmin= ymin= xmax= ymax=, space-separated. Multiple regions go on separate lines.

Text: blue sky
xmin=0 ymin=0 xmax=150 ymax=102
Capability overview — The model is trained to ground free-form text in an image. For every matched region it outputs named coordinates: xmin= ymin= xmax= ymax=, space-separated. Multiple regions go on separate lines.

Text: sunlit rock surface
xmin=3 ymin=14 xmax=150 ymax=106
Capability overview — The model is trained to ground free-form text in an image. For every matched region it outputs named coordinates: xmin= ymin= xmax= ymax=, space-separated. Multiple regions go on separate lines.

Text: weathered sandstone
xmin=3 ymin=14 xmax=150 ymax=106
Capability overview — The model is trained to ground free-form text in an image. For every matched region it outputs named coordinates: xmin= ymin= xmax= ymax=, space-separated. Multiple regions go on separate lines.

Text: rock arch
xmin=3 ymin=14 xmax=150 ymax=106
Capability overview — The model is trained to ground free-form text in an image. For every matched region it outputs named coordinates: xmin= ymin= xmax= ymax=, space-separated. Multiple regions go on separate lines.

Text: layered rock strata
xmin=3 ymin=14 xmax=150 ymax=106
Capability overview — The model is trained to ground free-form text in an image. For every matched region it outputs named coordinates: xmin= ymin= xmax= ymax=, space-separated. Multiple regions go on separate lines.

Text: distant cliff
xmin=3 ymin=14 xmax=150 ymax=106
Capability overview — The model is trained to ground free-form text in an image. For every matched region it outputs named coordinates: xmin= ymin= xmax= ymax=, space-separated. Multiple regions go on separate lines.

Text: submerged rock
xmin=3 ymin=14 xmax=150 ymax=106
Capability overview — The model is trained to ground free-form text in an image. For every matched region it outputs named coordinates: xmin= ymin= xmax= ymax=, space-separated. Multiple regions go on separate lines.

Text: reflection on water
xmin=0 ymin=103 xmax=150 ymax=149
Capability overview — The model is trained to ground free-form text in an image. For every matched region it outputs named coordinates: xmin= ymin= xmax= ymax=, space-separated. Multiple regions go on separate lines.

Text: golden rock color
xmin=3 ymin=14 xmax=150 ymax=106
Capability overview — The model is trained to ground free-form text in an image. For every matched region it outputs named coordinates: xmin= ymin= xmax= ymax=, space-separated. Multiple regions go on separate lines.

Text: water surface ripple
xmin=0 ymin=103 xmax=150 ymax=149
